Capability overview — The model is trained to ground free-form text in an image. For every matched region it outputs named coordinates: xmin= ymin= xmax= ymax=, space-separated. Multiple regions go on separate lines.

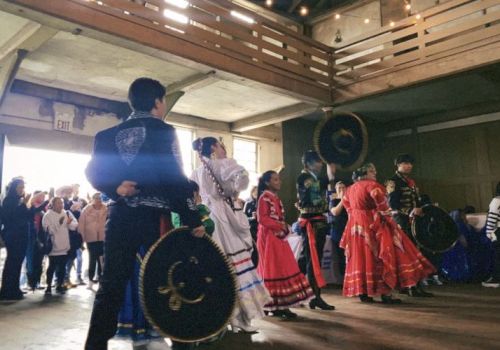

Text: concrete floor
xmin=0 ymin=284 xmax=499 ymax=350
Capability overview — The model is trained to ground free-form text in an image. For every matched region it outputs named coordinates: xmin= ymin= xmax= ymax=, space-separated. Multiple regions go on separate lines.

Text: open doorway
xmin=2 ymin=144 xmax=93 ymax=198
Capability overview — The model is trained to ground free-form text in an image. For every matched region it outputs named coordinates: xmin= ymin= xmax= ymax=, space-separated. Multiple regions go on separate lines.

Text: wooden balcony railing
xmin=4 ymin=0 xmax=500 ymax=104
xmin=6 ymin=0 xmax=334 ymax=101
xmin=333 ymin=0 xmax=500 ymax=86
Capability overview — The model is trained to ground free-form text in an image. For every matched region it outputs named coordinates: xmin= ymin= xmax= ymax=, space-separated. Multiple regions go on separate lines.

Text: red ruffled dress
xmin=340 ymin=179 xmax=435 ymax=297
xmin=257 ymin=190 xmax=314 ymax=310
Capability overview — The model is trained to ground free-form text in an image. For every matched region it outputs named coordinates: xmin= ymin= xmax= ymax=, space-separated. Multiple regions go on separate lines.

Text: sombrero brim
xmin=140 ymin=227 xmax=237 ymax=343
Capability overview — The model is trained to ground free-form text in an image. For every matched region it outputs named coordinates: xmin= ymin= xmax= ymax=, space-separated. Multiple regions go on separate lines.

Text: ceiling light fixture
xmin=299 ymin=6 xmax=309 ymax=16
xmin=164 ymin=0 xmax=189 ymax=9
xmin=230 ymin=10 xmax=255 ymax=24
xmin=163 ymin=9 xmax=189 ymax=24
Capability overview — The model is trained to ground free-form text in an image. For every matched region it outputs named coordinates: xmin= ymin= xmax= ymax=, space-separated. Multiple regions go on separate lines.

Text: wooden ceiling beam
xmin=231 ymin=102 xmax=319 ymax=132
xmin=288 ymin=0 xmax=304 ymax=13
xmin=166 ymin=70 xmax=217 ymax=94
xmin=0 ymin=50 xmax=28 ymax=108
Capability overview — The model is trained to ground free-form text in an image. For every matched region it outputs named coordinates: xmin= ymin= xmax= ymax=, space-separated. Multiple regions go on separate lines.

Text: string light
xmin=299 ymin=6 xmax=309 ymax=16
xmin=389 ymin=21 xmax=395 ymax=27
xmin=265 ymin=0 xmax=273 ymax=7
xmin=364 ymin=18 xmax=370 ymax=24
xmin=405 ymin=2 xmax=412 ymax=11
xmin=334 ymin=13 xmax=340 ymax=20
xmin=415 ymin=14 xmax=421 ymax=19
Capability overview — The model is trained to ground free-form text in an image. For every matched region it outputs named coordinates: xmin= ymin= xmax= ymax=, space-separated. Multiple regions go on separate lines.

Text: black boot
xmin=359 ymin=294 xmax=374 ymax=303
xmin=309 ymin=297 xmax=335 ymax=310
xmin=381 ymin=295 xmax=402 ymax=304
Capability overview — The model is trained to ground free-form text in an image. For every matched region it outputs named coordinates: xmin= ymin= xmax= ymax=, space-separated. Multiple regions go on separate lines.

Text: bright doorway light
xmin=2 ymin=146 xmax=93 ymax=198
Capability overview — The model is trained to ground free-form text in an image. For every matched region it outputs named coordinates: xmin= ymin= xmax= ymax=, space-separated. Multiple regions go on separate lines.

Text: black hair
xmin=394 ymin=154 xmax=415 ymax=166
xmin=420 ymin=194 xmax=432 ymax=206
xmin=257 ymin=170 xmax=277 ymax=199
xmin=463 ymin=205 xmax=475 ymax=214
xmin=128 ymin=77 xmax=166 ymax=112
xmin=192 ymin=137 xmax=218 ymax=158
xmin=302 ymin=150 xmax=322 ymax=168
xmin=352 ymin=163 xmax=375 ymax=182
xmin=189 ymin=180 xmax=200 ymax=194
xmin=4 ymin=177 xmax=24 ymax=200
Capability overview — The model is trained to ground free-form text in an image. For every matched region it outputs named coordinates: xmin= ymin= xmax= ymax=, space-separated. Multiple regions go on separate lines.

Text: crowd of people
xmin=0 ymin=182 xmax=107 ymax=299
xmin=1 ymin=77 xmax=499 ymax=350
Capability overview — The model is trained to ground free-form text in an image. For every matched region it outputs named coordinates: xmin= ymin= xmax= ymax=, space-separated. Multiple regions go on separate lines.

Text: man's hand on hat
xmin=116 ymin=180 xmax=139 ymax=197
xmin=191 ymin=225 xmax=206 ymax=238
xmin=411 ymin=207 xmax=423 ymax=217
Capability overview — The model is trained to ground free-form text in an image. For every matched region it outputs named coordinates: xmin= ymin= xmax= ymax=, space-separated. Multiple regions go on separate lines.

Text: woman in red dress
xmin=257 ymin=171 xmax=314 ymax=319
xmin=341 ymin=163 xmax=435 ymax=304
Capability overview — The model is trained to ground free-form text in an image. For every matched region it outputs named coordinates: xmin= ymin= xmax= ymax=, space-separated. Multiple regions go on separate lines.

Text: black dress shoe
xmin=416 ymin=286 xmax=434 ymax=297
xmin=359 ymin=294 xmax=374 ymax=303
xmin=275 ymin=309 xmax=298 ymax=319
xmin=309 ymin=297 xmax=335 ymax=310
xmin=408 ymin=286 xmax=434 ymax=297
xmin=381 ymin=295 xmax=402 ymax=304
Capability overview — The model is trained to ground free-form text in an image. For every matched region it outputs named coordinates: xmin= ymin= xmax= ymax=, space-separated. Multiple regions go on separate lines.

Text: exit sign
xmin=54 ymin=113 xmax=73 ymax=133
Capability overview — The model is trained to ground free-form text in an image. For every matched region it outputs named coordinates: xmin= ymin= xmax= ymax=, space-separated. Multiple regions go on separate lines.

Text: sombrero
xmin=140 ymin=227 xmax=237 ymax=342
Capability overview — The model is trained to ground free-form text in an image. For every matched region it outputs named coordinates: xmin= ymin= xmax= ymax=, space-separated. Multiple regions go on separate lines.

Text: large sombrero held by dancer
xmin=411 ymin=204 xmax=459 ymax=254
xmin=140 ymin=227 xmax=237 ymax=342
xmin=314 ymin=111 xmax=368 ymax=171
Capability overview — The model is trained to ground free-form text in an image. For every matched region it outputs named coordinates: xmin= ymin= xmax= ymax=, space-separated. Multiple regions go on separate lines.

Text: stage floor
xmin=0 ymin=284 xmax=499 ymax=350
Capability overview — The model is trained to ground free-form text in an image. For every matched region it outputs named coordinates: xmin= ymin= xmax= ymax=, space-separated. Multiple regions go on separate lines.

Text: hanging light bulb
xmin=299 ymin=6 xmax=309 ymax=16
xmin=389 ymin=21 xmax=395 ymax=27
xmin=405 ymin=2 xmax=412 ymax=11
xmin=334 ymin=13 xmax=340 ymax=20
xmin=364 ymin=18 xmax=370 ymax=24
xmin=265 ymin=0 xmax=273 ymax=7
xmin=415 ymin=13 xmax=421 ymax=19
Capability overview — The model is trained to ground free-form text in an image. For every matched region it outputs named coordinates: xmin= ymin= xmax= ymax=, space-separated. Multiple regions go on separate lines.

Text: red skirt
xmin=257 ymin=227 xmax=313 ymax=310
xmin=341 ymin=214 xmax=435 ymax=297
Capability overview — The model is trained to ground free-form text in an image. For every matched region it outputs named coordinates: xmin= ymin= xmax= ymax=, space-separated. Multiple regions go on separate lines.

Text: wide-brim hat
xmin=314 ymin=111 xmax=368 ymax=171
xmin=140 ymin=227 xmax=237 ymax=343
xmin=412 ymin=205 xmax=459 ymax=254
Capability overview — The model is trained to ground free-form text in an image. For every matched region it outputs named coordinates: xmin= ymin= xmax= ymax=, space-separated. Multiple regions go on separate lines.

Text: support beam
xmin=10 ymin=79 xmax=132 ymax=118
xmin=0 ymin=50 xmax=28 ymax=107
xmin=231 ymin=103 xmax=319 ymax=132
xmin=0 ymin=133 xmax=5 ymax=191
xmin=0 ymin=23 xmax=58 ymax=61
xmin=8 ymin=79 xmax=233 ymax=133
xmin=167 ymin=112 xmax=230 ymax=132
xmin=166 ymin=71 xmax=217 ymax=94
xmin=288 ymin=0 xmax=303 ymax=14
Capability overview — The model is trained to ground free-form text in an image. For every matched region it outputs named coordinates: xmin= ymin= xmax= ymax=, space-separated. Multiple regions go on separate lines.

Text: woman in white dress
xmin=191 ymin=137 xmax=270 ymax=333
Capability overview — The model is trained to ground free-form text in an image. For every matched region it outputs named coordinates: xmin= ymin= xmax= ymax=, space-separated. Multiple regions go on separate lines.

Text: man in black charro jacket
xmin=386 ymin=154 xmax=434 ymax=297
xmin=386 ymin=154 xmax=422 ymax=237
xmin=296 ymin=150 xmax=335 ymax=310
xmin=84 ymin=78 xmax=204 ymax=350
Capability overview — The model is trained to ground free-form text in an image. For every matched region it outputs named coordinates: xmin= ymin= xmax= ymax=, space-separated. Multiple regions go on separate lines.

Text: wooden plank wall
xmin=280 ymin=117 xmax=500 ymax=222
xmin=370 ymin=121 xmax=500 ymax=213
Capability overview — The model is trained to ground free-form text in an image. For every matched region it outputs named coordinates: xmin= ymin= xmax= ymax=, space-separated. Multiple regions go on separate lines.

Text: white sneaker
xmin=432 ymin=275 xmax=443 ymax=286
